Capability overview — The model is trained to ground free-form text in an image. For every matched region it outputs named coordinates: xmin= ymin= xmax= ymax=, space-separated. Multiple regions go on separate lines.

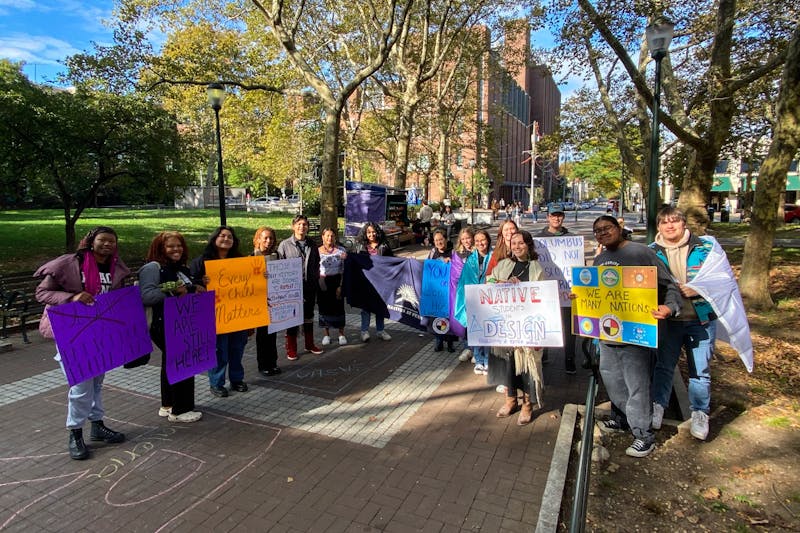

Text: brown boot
xmin=496 ymin=396 xmax=519 ymax=418
xmin=517 ymin=394 xmax=534 ymax=425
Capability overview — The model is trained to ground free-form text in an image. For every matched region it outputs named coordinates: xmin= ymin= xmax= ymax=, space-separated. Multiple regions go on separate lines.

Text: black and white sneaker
xmin=625 ymin=438 xmax=655 ymax=458
xmin=597 ymin=419 xmax=627 ymax=435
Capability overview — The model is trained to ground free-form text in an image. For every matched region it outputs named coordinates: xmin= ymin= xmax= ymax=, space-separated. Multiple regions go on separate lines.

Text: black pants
xmin=153 ymin=331 xmax=195 ymax=416
xmin=255 ymin=326 xmax=277 ymax=371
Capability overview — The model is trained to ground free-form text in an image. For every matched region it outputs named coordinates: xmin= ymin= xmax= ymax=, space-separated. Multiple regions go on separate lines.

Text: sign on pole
xmin=267 ymin=257 xmax=304 ymax=333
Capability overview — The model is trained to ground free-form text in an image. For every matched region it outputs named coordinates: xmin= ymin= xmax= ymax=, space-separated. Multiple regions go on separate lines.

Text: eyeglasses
xmin=593 ymin=225 xmax=616 ymax=236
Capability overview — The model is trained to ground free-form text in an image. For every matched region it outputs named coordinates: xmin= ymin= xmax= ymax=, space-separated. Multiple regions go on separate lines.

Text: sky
xmin=0 ymin=0 xmax=114 ymax=85
xmin=1 ymin=0 xmax=582 ymax=98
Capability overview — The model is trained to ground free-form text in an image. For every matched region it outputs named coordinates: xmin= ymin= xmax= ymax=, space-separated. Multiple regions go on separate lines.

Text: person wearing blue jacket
xmin=649 ymin=207 xmax=718 ymax=441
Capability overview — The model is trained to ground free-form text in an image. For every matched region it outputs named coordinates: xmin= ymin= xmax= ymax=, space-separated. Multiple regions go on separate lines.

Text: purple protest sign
xmin=448 ymin=253 xmax=465 ymax=338
xmin=48 ymin=286 xmax=151 ymax=386
xmin=163 ymin=291 xmax=216 ymax=384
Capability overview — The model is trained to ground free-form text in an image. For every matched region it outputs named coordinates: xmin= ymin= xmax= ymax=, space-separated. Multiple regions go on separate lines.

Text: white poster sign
xmin=267 ymin=257 xmax=304 ymax=333
xmin=533 ymin=235 xmax=585 ymax=306
xmin=464 ymin=280 xmax=563 ymax=347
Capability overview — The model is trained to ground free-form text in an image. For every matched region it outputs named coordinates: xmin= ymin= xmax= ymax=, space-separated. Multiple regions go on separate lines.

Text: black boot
xmin=446 ymin=340 xmax=455 ymax=353
xmin=69 ymin=428 xmax=89 ymax=460
xmin=90 ymin=420 xmax=125 ymax=444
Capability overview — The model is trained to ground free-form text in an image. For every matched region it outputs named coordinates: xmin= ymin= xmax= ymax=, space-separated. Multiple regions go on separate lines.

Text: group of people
xmin=36 ymin=202 xmax=738 ymax=462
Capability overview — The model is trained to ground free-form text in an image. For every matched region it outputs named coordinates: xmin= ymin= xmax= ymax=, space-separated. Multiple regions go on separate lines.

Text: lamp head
xmin=206 ymin=83 xmax=226 ymax=111
xmin=645 ymin=17 xmax=675 ymax=60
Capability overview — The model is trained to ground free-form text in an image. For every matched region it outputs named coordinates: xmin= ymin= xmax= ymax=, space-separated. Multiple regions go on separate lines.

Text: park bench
xmin=1 ymin=260 xmax=145 ymax=345
xmin=0 ymin=271 xmax=42 ymax=344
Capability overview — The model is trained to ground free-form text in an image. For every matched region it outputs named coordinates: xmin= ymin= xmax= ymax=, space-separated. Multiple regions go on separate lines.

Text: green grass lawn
xmin=1 ymin=209 xmax=798 ymax=272
xmin=0 ymin=208 xmax=308 ymax=272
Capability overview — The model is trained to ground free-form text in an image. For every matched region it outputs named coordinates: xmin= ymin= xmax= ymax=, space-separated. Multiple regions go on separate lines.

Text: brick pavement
xmin=0 ymin=310 xmax=592 ymax=532
xmin=0 ymin=216 xmax=599 ymax=532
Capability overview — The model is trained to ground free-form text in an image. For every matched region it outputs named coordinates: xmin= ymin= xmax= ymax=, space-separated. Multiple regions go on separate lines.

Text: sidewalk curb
xmin=536 ymin=403 xmax=578 ymax=532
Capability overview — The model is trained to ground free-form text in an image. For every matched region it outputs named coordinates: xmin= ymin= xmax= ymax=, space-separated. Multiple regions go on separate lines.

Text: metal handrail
xmin=569 ymin=371 xmax=599 ymax=533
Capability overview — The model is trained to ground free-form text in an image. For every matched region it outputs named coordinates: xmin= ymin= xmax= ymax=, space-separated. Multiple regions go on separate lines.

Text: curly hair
xmin=146 ymin=231 xmax=189 ymax=265
xmin=356 ymin=222 xmax=387 ymax=247
xmin=252 ymin=226 xmax=278 ymax=254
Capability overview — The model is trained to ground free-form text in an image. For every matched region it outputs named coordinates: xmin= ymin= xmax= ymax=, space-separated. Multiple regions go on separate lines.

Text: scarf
xmin=81 ymin=250 xmax=116 ymax=295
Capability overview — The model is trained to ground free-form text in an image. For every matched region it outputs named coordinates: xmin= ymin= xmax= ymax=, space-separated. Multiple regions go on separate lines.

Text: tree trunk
xmin=437 ymin=132 xmax=449 ymax=200
xmin=320 ymin=109 xmax=342 ymax=232
xmin=394 ymin=110 xmax=414 ymax=190
xmin=739 ymin=21 xmax=800 ymax=309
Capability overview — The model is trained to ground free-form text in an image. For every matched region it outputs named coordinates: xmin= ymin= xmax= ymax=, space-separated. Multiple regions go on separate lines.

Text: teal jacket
xmin=650 ymin=234 xmax=717 ymax=322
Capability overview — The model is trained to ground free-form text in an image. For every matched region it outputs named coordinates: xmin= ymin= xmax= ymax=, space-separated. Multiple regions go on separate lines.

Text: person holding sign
xmin=252 ymin=226 xmax=282 ymax=376
xmin=455 ymin=229 xmax=493 ymax=374
xmin=277 ymin=215 xmax=324 ymax=359
xmin=486 ymin=230 xmax=546 ymax=425
xmin=353 ymin=222 xmax=394 ymax=342
xmin=140 ymin=232 xmax=204 ymax=423
xmin=592 ymin=215 xmax=681 ymax=458
xmin=537 ymin=206 xmax=578 ymax=373
xmin=427 ymin=228 xmax=456 ymax=352
xmin=34 ymin=226 xmax=129 ymax=460
xmin=318 ymin=227 xmax=349 ymax=346
xmin=190 ymin=226 xmax=250 ymax=397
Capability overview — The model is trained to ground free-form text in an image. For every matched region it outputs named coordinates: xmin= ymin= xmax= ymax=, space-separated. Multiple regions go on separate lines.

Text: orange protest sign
xmin=205 ymin=256 xmax=269 ymax=333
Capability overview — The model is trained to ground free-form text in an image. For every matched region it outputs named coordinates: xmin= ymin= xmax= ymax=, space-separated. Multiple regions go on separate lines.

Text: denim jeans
xmin=653 ymin=319 xmax=716 ymax=414
xmin=58 ymin=356 xmax=104 ymax=429
xmin=599 ymin=342 xmax=654 ymax=442
xmin=472 ymin=346 xmax=489 ymax=366
xmin=360 ymin=310 xmax=385 ymax=332
xmin=209 ymin=331 xmax=249 ymax=388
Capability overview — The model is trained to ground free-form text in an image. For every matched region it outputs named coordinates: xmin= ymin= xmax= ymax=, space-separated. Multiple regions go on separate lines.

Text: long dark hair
xmin=357 ymin=222 xmax=388 ymax=247
xmin=512 ymin=230 xmax=538 ymax=261
xmin=202 ymin=226 xmax=243 ymax=259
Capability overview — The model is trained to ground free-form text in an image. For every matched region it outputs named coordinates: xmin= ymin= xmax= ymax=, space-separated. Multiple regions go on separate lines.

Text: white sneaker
xmin=361 ymin=331 xmax=370 ymax=342
xmin=321 ymin=335 xmax=331 ymax=346
xmin=377 ymin=331 xmax=392 ymax=341
xmin=652 ymin=403 xmax=664 ymax=430
xmin=470 ymin=356 xmax=476 ymax=364
xmin=690 ymin=410 xmax=709 ymax=440
xmin=168 ymin=411 xmax=203 ymax=423
xmin=458 ymin=349 xmax=472 ymax=362
xmin=158 ymin=407 xmax=172 ymax=418
xmin=496 ymin=385 xmax=507 ymax=394
xmin=338 ymin=335 xmax=348 ymax=345
xmin=473 ymin=364 xmax=485 ymax=375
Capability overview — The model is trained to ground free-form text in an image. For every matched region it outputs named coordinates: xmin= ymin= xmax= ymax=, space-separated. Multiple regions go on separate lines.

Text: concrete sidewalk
xmin=0 ymin=308 xmax=592 ymax=532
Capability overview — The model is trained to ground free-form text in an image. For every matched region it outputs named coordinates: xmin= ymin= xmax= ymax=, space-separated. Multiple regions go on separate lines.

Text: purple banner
xmin=448 ymin=253 xmax=466 ymax=338
xmin=344 ymin=254 xmax=426 ymax=331
xmin=163 ymin=291 xmax=217 ymax=384
xmin=48 ymin=286 xmax=151 ymax=386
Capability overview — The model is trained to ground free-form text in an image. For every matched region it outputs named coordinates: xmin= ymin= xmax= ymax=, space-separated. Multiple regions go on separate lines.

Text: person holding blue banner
xmin=455 ymin=229 xmax=493 ymax=374
xmin=486 ymin=230 xmax=545 ymax=425
xmin=427 ymin=228 xmax=456 ymax=352
xmin=252 ymin=226 xmax=282 ymax=376
xmin=140 ymin=231 xmax=204 ymax=423
xmin=353 ymin=222 xmax=394 ymax=342
xmin=592 ymin=215 xmax=681 ymax=458
xmin=35 ymin=226 xmax=129 ymax=460
xmin=191 ymin=226 xmax=250 ymax=397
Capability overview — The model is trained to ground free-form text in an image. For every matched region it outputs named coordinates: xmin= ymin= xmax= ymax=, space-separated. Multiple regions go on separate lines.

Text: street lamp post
xmin=207 ymin=83 xmax=227 ymax=226
xmin=645 ymin=17 xmax=674 ymax=242
xmin=469 ymin=159 xmax=476 ymax=224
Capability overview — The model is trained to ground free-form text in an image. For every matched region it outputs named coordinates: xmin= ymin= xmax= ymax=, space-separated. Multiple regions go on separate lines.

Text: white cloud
xmin=0 ymin=0 xmax=37 ymax=8
xmin=0 ymin=33 xmax=80 ymax=65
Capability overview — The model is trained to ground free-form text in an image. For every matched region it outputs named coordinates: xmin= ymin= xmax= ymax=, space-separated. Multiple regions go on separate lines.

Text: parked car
xmin=286 ymin=194 xmax=300 ymax=204
xmin=563 ymin=201 xmax=575 ymax=210
xmin=252 ymin=196 xmax=279 ymax=205
xmin=785 ymin=204 xmax=800 ymax=223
